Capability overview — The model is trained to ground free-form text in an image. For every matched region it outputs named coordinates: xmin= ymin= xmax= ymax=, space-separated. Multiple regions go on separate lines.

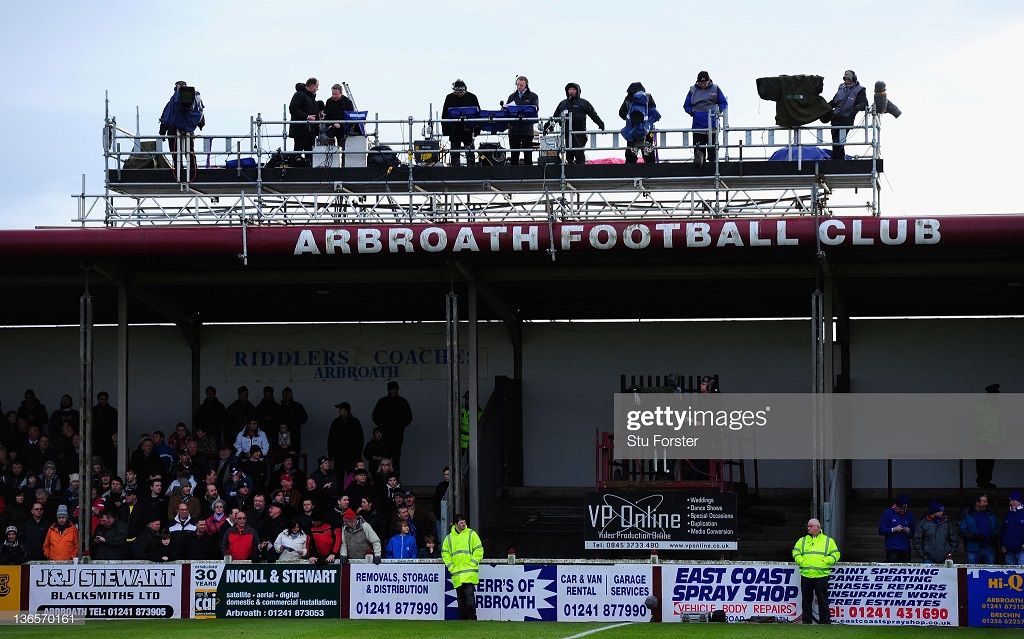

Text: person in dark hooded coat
xmin=618 ymin=82 xmax=658 ymax=164
xmin=289 ymin=78 xmax=320 ymax=166
xmin=552 ymin=83 xmax=604 ymax=164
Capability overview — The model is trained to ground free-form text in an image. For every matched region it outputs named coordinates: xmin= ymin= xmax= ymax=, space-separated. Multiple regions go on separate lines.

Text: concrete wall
xmin=848 ymin=318 xmax=1024 ymax=490
xmin=1 ymin=317 xmax=1020 ymax=489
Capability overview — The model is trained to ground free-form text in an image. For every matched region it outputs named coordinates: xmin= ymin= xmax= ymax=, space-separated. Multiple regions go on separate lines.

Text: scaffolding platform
xmin=107 ymin=158 xmax=881 ymax=197
xmin=88 ymin=108 xmax=887 ymax=226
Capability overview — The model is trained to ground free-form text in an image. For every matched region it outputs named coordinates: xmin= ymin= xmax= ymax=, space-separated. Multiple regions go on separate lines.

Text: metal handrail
xmin=89 ymin=110 xmax=882 ymax=227
xmin=103 ymin=112 xmax=879 ymax=168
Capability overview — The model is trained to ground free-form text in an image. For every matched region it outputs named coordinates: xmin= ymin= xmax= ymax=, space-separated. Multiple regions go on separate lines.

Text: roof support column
xmin=117 ymin=283 xmax=129 ymax=481
xmin=467 ymin=281 xmax=480 ymax=528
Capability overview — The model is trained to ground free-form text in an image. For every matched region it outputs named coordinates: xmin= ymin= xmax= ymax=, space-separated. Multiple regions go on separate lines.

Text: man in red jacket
xmin=307 ymin=510 xmax=339 ymax=564
xmin=221 ymin=510 xmax=259 ymax=560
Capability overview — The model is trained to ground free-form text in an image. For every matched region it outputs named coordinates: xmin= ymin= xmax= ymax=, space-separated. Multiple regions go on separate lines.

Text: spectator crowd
xmin=1 ymin=382 xmax=454 ymax=564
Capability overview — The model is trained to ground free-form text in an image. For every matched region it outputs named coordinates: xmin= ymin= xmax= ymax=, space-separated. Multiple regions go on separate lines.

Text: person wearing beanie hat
xmin=442 ymin=79 xmax=482 ymax=167
xmin=793 ymin=518 xmax=840 ymax=624
xmin=827 ymin=69 xmax=867 ymax=160
xmin=1002 ymin=492 xmax=1024 ymax=565
xmin=913 ymin=501 xmax=958 ymax=564
xmin=43 ymin=503 xmax=79 ymax=561
xmin=878 ymin=494 xmax=915 ymax=562
xmin=287 ymin=78 xmax=320 ymax=168
xmin=40 ymin=460 xmax=61 ymax=496
xmin=0 ymin=525 xmax=28 ymax=565
xmin=960 ymin=493 xmax=1000 ymax=564
xmin=551 ymin=82 xmax=605 ymax=165
xmin=339 ymin=507 xmax=382 ymax=563
xmin=310 ymin=455 xmax=340 ymax=503
xmin=684 ymin=71 xmax=728 ymax=166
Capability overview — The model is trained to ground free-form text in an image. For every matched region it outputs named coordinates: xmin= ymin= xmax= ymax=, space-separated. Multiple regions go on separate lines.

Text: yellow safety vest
xmin=442 ymin=526 xmax=483 ymax=587
xmin=792 ymin=533 xmax=840 ymax=578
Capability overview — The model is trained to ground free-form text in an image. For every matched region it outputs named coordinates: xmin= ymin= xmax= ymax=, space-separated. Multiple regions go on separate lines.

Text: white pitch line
xmin=561 ymin=621 xmax=635 ymax=639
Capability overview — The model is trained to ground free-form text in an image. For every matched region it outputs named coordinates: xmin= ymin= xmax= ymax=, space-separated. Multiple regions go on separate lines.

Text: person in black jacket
xmin=442 ymin=79 xmax=482 ymax=166
xmin=19 ymin=503 xmax=50 ymax=560
xmin=618 ymin=82 xmax=657 ymax=164
xmin=371 ymin=382 xmax=412 ymax=475
xmin=552 ymin=83 xmax=604 ymax=164
xmin=92 ymin=509 xmax=130 ymax=560
xmin=505 ymin=76 xmax=539 ymax=166
xmin=0 ymin=526 xmax=29 ymax=564
xmin=288 ymin=78 xmax=320 ymax=166
xmin=93 ymin=391 xmax=119 ymax=466
xmin=323 ymin=84 xmax=356 ymax=153
xmin=328 ymin=402 xmax=365 ymax=477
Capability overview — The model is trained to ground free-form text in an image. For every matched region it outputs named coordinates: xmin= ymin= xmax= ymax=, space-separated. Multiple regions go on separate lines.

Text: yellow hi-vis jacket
xmin=442 ymin=525 xmax=483 ymax=587
xmin=460 ymin=405 xmax=484 ymax=450
xmin=792 ymin=532 xmax=840 ymax=578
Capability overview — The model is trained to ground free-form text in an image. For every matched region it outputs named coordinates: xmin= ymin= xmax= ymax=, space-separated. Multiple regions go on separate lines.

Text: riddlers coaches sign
xmin=585 ymin=491 xmax=737 ymax=550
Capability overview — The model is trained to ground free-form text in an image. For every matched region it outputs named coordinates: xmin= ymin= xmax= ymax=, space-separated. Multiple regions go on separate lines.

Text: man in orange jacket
xmin=43 ymin=504 xmax=79 ymax=561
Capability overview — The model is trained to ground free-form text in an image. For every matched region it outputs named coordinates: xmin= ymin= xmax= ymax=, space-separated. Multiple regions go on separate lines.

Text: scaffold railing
xmin=83 ymin=108 xmax=884 ymax=227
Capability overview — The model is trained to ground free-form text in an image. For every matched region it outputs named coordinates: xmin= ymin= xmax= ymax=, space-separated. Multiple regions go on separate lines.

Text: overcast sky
xmin=1 ymin=0 xmax=1021 ymax=229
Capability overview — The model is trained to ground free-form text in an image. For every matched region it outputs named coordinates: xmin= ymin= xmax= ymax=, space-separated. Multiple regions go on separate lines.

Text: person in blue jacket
xmin=1002 ymin=492 xmax=1024 ymax=565
xmin=159 ymin=81 xmax=205 ymax=179
xmin=385 ymin=519 xmax=418 ymax=559
xmin=684 ymin=71 xmax=727 ymax=166
xmin=960 ymin=493 xmax=1000 ymax=564
xmin=878 ymin=494 xmax=915 ymax=562
xmin=620 ymin=91 xmax=660 ymax=165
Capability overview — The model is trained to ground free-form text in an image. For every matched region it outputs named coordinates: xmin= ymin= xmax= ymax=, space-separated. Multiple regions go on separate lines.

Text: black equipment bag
xmin=368 ymin=145 xmax=401 ymax=170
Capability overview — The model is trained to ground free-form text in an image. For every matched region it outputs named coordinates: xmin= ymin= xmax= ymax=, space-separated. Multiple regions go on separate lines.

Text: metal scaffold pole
xmin=446 ymin=291 xmax=462 ymax=525
xmin=79 ymin=279 xmax=94 ymax=558
xmin=810 ymin=179 xmax=826 ymax=523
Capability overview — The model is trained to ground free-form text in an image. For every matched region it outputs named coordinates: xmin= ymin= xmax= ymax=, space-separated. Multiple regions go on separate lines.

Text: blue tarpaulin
xmin=768 ymin=146 xmax=837 ymax=161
